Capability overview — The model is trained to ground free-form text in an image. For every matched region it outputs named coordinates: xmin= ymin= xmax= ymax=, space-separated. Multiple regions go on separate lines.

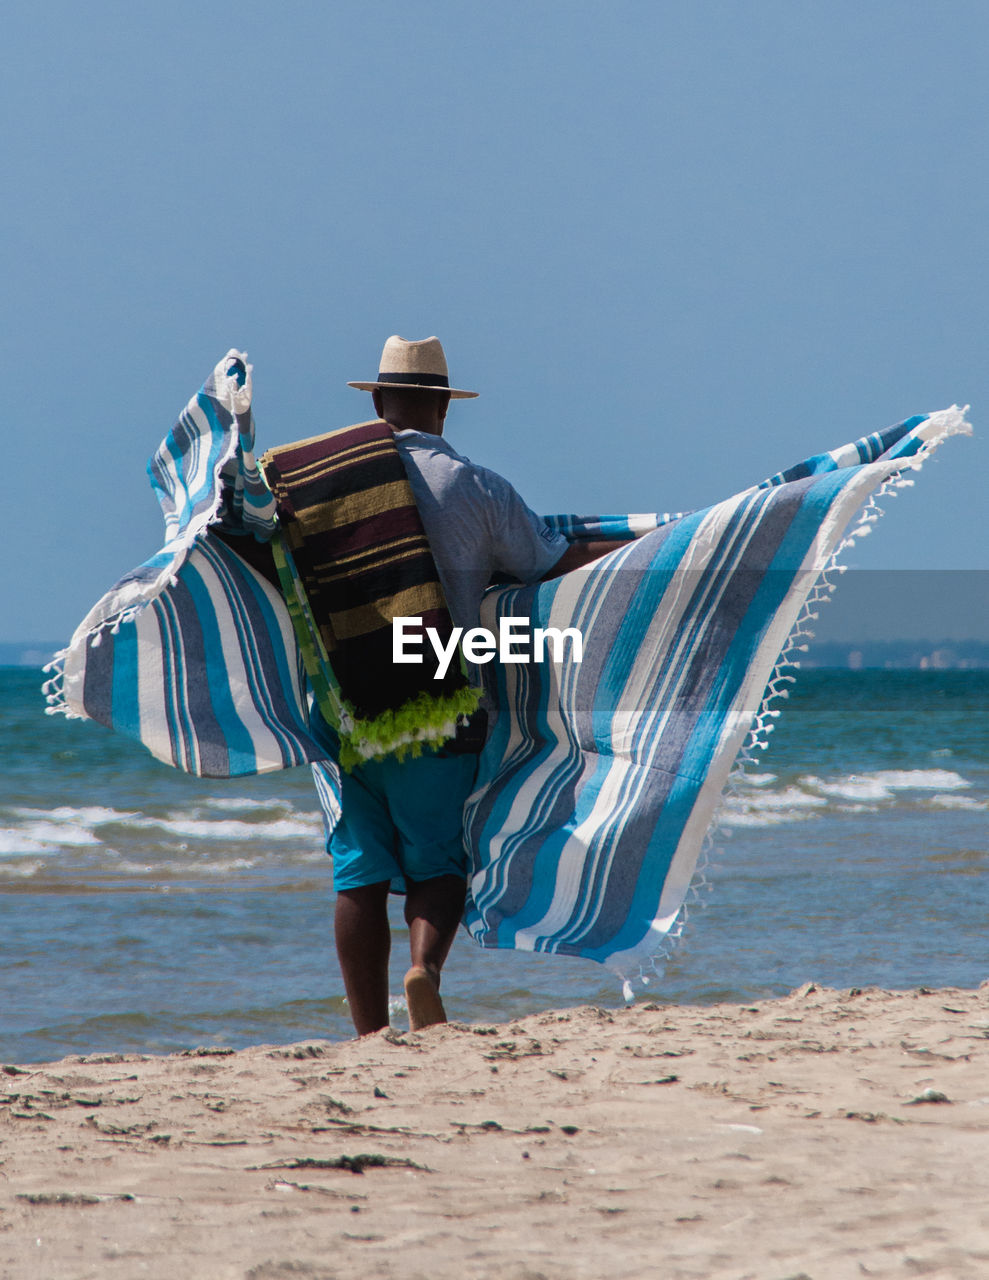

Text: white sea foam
xmin=722 ymin=763 xmax=979 ymax=830
xmin=929 ymin=793 xmax=988 ymax=811
xmin=112 ymin=856 xmax=261 ymax=875
xmin=12 ymin=821 xmax=102 ymax=847
xmin=1 ymin=799 xmax=323 ymax=861
xmin=735 ymin=786 xmax=828 ymax=812
xmin=0 ymin=857 xmax=46 ymax=876
xmin=127 ymin=816 xmax=322 ymax=841
xmin=110 ymin=856 xmax=259 ymax=876
xmin=196 ymin=857 xmax=259 ymax=874
xmin=718 ymin=786 xmax=827 ymax=828
xmin=868 ymin=769 xmax=970 ymax=791
xmin=5 ymin=805 xmax=133 ymax=851
xmin=0 ymin=830 xmax=59 ymax=856
xmin=799 ymin=769 xmax=971 ymax=804
xmin=717 ymin=807 xmax=818 ymax=829
xmin=4 ymin=806 xmax=126 ymax=851
xmin=47 ymin=805 xmax=135 ymax=824
xmin=11 ymin=803 xmax=324 ymax=836
xmin=12 ymin=805 xmax=135 ymax=826
xmin=801 ymin=775 xmax=894 ymax=803
xmin=203 ymin=797 xmax=297 ymax=812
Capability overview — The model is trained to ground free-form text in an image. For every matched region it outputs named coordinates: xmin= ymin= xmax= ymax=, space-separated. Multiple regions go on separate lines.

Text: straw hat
xmin=348 ymin=335 xmax=478 ymax=399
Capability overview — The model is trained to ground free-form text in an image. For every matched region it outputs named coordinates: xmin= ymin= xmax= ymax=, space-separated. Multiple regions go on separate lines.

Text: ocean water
xmin=1 ymin=667 xmax=986 ymax=1063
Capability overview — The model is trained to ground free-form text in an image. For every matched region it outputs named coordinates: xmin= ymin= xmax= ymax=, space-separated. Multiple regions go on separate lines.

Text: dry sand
xmin=1 ymin=983 xmax=988 ymax=1280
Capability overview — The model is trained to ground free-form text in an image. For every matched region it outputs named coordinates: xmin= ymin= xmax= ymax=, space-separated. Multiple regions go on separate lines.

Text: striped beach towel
xmin=44 ymin=355 xmax=971 ymax=987
xmin=46 ymin=352 xmax=319 ymax=776
xmin=462 ymin=410 xmax=971 ymax=989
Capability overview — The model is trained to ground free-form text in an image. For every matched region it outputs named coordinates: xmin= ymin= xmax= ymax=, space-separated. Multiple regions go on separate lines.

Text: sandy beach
xmin=1 ymin=982 xmax=987 ymax=1280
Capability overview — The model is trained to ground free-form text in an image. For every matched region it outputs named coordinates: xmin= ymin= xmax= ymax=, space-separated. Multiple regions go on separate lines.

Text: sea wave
xmin=718 ymin=785 xmax=827 ymax=828
xmin=8 ymin=820 xmax=103 ymax=847
xmin=111 ymin=856 xmax=261 ymax=877
xmin=202 ymin=796 xmax=306 ymax=813
xmin=719 ymin=767 xmax=979 ymax=829
xmin=0 ymin=829 xmax=59 ymax=857
xmin=122 ymin=816 xmax=323 ymax=841
xmin=4 ymin=806 xmax=131 ymax=852
xmin=3 ymin=803 xmax=320 ymax=837
xmin=0 ymin=797 xmax=326 ymax=873
xmin=801 ymin=776 xmax=899 ymax=803
xmin=864 ymin=769 xmax=970 ymax=791
xmin=0 ymin=857 xmax=46 ymax=877
xmin=799 ymin=769 xmax=970 ymax=804
xmin=929 ymin=793 xmax=988 ymax=811
xmin=18 ymin=805 xmax=135 ymax=825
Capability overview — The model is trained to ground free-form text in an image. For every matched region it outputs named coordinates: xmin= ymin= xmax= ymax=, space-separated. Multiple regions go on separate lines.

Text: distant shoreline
xmin=6 ymin=641 xmax=989 ymax=671
xmin=801 ymin=639 xmax=989 ymax=670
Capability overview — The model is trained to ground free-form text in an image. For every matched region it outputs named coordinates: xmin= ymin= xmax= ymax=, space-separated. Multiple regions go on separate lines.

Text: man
xmin=320 ymin=336 xmax=620 ymax=1036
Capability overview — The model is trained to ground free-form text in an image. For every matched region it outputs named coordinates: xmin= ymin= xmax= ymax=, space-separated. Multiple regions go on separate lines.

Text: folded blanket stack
xmin=260 ymin=421 xmax=480 ymax=767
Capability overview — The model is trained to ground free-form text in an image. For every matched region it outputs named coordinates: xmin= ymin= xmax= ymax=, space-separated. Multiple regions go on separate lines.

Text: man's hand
xmin=212 ymin=348 xmax=253 ymax=416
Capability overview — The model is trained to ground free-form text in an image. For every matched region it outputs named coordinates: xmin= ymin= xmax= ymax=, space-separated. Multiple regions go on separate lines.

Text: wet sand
xmin=2 ymin=983 xmax=988 ymax=1279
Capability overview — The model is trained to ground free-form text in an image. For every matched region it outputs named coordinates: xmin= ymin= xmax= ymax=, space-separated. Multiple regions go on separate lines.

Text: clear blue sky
xmin=3 ymin=0 xmax=986 ymax=644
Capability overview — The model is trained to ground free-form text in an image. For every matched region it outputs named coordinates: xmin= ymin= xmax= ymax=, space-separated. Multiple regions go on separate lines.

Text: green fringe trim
xmin=269 ymin=531 xmax=481 ymax=772
xmin=338 ymin=683 xmax=483 ymax=773
xmin=270 ymin=532 xmax=348 ymax=731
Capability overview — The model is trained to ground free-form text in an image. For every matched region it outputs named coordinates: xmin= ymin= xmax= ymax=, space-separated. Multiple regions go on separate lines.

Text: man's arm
xmin=478 ymin=464 xmax=629 ymax=585
xmin=541 ymin=539 xmax=629 ymax=579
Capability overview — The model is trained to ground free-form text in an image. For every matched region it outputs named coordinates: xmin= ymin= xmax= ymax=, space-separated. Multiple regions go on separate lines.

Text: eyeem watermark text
xmin=393 ymin=617 xmax=583 ymax=679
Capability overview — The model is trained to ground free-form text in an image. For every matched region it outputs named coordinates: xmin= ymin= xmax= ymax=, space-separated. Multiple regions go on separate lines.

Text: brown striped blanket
xmin=260 ymin=420 xmax=479 ymax=762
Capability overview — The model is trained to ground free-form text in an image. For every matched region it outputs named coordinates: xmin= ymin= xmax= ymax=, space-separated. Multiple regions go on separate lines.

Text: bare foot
xmin=404 ymin=965 xmax=447 ymax=1030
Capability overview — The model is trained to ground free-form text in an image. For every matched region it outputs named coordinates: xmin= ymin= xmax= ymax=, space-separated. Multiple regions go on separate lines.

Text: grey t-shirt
xmin=393 ymin=429 xmax=567 ymax=632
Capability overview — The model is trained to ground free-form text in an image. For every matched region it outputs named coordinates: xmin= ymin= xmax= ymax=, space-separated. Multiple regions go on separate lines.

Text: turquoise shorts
xmin=327 ymin=751 xmax=479 ymax=892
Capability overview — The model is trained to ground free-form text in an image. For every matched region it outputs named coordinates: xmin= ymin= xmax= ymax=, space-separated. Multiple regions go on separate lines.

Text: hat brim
xmin=348 ymin=380 xmax=478 ymax=399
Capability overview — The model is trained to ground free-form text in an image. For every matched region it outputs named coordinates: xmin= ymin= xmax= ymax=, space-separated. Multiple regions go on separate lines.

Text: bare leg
xmin=403 ymin=874 xmax=466 ymax=1029
xmin=405 ymin=874 xmax=467 ymax=985
xmin=334 ymin=880 xmax=391 ymax=1036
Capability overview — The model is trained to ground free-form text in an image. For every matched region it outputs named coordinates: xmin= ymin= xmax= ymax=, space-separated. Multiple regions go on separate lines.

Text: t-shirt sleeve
xmin=476 ymin=466 xmax=568 ymax=583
